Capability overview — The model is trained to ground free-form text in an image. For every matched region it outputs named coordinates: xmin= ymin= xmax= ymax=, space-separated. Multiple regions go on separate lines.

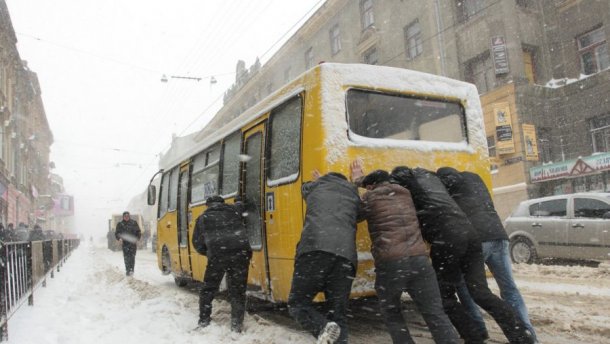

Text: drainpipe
xmin=434 ymin=0 xmax=447 ymax=77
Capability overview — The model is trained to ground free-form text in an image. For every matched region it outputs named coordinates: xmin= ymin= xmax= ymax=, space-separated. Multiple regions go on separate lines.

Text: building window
xmin=516 ymin=0 xmax=534 ymax=9
xmin=456 ymin=0 xmax=486 ymax=22
xmin=305 ymin=47 xmax=314 ymax=70
xmin=464 ymin=52 xmax=494 ymax=94
xmin=538 ymin=127 xmax=553 ymax=163
xmin=405 ymin=20 xmax=423 ymax=59
xmin=330 ymin=24 xmax=342 ymax=55
xmin=577 ymin=27 xmax=610 ymax=75
xmin=487 ymin=135 xmax=496 ymax=158
xmin=362 ymin=46 xmax=378 ymax=65
xmin=523 ymin=49 xmax=537 ymax=84
xmin=590 ymin=114 xmax=610 ymax=152
xmin=360 ymin=0 xmax=375 ymax=29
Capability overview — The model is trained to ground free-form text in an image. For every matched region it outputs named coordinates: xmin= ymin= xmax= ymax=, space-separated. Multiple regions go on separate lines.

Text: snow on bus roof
xmin=160 ymin=63 xmax=486 ymax=170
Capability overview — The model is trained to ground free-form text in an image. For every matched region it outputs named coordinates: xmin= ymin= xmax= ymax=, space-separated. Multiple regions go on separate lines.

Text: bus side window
xmin=168 ymin=167 xmax=179 ymax=212
xmin=159 ymin=171 xmax=170 ymax=217
xmin=192 ymin=145 xmax=220 ymax=203
xmin=220 ymin=132 xmax=241 ymax=196
xmin=268 ymin=95 xmax=302 ymax=185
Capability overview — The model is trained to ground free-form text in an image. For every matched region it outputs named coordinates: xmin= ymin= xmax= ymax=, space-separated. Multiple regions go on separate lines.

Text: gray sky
xmin=6 ymin=0 xmax=324 ymax=237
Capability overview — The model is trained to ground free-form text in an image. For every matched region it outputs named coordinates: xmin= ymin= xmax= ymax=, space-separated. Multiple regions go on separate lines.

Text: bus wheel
xmin=161 ymin=247 xmax=171 ymax=275
xmin=174 ymin=276 xmax=188 ymax=287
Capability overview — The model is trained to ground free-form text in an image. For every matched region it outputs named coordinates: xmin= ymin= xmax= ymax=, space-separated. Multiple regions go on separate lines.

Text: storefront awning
xmin=530 ymin=152 xmax=610 ymax=183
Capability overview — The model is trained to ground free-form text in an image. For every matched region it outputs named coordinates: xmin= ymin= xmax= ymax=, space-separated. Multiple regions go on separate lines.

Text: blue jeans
xmin=457 ymin=240 xmax=537 ymax=341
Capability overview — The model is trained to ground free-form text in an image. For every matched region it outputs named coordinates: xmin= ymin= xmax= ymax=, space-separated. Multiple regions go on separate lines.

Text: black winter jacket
xmin=391 ymin=167 xmax=478 ymax=246
xmin=297 ymin=174 xmax=361 ymax=269
xmin=192 ymin=202 xmax=251 ymax=259
xmin=437 ymin=168 xmax=508 ymax=242
xmin=115 ymin=219 xmax=141 ymax=247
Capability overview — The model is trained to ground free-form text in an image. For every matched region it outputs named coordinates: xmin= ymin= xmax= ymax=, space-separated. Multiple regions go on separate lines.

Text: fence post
xmin=0 ymin=243 xmax=8 ymax=342
xmin=26 ymin=244 xmax=33 ymax=307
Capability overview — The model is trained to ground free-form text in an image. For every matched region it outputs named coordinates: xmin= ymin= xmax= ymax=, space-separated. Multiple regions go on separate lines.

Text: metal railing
xmin=0 ymin=239 xmax=80 ymax=341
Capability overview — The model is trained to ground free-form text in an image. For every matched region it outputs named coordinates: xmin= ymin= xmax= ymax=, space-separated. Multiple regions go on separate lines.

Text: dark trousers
xmin=199 ymin=251 xmax=251 ymax=327
xmin=288 ymin=251 xmax=355 ymax=344
xmin=431 ymin=240 xmax=532 ymax=344
xmin=122 ymin=243 xmax=137 ymax=274
xmin=375 ymin=255 xmax=460 ymax=344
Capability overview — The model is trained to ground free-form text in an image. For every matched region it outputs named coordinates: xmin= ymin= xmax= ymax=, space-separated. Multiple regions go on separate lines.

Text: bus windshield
xmin=346 ymin=89 xmax=467 ymax=143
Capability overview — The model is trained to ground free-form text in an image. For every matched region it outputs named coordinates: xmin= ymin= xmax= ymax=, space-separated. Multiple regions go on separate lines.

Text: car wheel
xmin=161 ymin=247 xmax=172 ymax=275
xmin=510 ymin=237 xmax=537 ymax=264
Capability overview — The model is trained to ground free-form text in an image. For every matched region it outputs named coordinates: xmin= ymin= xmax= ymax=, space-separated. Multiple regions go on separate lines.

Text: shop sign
xmin=530 ymin=152 xmax=610 ymax=182
xmin=492 ymin=36 xmax=509 ymax=75
xmin=493 ymin=102 xmax=515 ymax=155
xmin=522 ymin=124 xmax=539 ymax=161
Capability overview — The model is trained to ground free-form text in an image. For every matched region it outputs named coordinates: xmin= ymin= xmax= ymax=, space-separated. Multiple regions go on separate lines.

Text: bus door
xmin=177 ymin=165 xmax=192 ymax=276
xmin=242 ymin=123 xmax=270 ymax=296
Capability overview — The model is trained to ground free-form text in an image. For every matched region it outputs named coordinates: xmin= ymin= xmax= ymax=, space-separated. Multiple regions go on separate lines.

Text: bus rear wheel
xmin=174 ymin=276 xmax=188 ymax=287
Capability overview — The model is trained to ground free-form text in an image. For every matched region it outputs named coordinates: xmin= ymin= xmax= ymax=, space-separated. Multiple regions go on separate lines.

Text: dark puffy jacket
xmin=390 ymin=167 xmax=477 ymax=246
xmin=192 ymin=202 xmax=251 ymax=259
xmin=29 ymin=228 xmax=45 ymax=241
xmin=360 ymin=182 xmax=427 ymax=263
xmin=297 ymin=173 xmax=361 ymax=269
xmin=437 ymin=168 xmax=508 ymax=242
xmin=115 ymin=219 xmax=141 ymax=246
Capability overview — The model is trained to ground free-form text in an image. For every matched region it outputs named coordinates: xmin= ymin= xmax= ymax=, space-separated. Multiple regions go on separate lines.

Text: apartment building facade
xmin=199 ymin=0 xmax=610 ymax=218
xmin=0 ymin=0 xmax=71 ymax=230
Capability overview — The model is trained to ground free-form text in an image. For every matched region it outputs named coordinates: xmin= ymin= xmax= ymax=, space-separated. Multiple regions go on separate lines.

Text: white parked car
xmin=505 ymin=193 xmax=610 ymax=263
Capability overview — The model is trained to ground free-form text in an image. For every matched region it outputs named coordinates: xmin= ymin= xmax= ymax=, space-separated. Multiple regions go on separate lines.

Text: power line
xmin=16 ymin=31 xmax=162 ymax=74
xmin=121 ymin=0 xmax=327 ymax=199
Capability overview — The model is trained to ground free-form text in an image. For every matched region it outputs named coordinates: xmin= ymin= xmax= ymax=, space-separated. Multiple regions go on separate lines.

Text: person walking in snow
xmin=350 ymin=162 xmax=459 ymax=344
xmin=437 ymin=167 xmax=537 ymax=342
xmin=115 ymin=211 xmax=141 ymax=276
xmin=391 ymin=166 xmax=534 ymax=344
xmin=192 ymin=195 xmax=251 ymax=333
xmin=288 ymin=170 xmax=361 ymax=344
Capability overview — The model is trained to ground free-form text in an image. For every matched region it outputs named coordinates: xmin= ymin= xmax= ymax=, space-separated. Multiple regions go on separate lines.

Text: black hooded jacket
xmin=115 ymin=219 xmax=141 ymax=247
xmin=437 ymin=168 xmax=508 ymax=242
xmin=192 ymin=201 xmax=251 ymax=259
xmin=390 ymin=167 xmax=477 ymax=246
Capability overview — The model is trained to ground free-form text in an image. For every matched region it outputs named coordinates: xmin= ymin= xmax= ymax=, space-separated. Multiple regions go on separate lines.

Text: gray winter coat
xmin=296 ymin=174 xmax=361 ymax=269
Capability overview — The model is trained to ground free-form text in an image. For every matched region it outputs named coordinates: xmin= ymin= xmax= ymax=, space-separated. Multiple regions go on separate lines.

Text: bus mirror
xmin=147 ymin=185 xmax=157 ymax=205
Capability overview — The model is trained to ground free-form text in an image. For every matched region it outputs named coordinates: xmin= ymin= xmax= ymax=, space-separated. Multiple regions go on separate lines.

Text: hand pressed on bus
xmin=350 ymin=159 xmax=365 ymax=183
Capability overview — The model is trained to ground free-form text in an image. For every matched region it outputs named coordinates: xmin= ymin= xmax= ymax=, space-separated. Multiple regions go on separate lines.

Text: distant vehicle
xmin=505 ymin=193 xmax=610 ymax=264
xmin=108 ymin=213 xmax=144 ymax=251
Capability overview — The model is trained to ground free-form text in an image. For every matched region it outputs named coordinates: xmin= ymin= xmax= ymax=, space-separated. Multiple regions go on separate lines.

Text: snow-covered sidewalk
xmin=7 ymin=242 xmax=312 ymax=344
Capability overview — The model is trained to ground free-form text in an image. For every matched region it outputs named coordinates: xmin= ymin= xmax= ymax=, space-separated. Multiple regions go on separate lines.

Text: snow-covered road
xmin=5 ymin=241 xmax=610 ymax=343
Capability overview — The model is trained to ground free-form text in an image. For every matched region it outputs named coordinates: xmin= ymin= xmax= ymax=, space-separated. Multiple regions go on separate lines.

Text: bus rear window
xmin=346 ymin=89 xmax=467 ymax=143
